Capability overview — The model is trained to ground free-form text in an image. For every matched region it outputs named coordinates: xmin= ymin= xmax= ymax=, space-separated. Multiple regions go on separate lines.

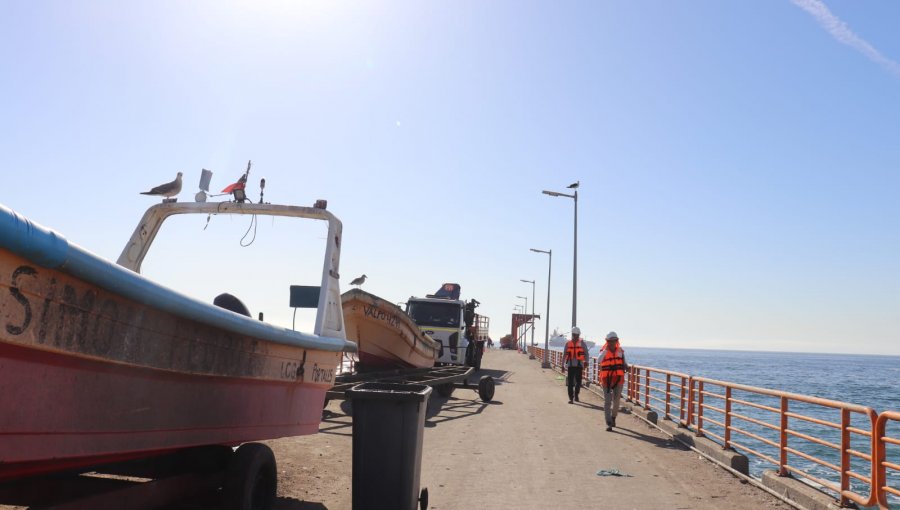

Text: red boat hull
xmin=0 ymin=249 xmax=341 ymax=481
xmin=0 ymin=341 xmax=326 ymax=480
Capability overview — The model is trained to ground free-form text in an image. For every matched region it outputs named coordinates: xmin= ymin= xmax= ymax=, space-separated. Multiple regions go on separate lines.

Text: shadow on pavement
xmin=611 ymin=426 xmax=687 ymax=450
xmin=473 ymin=368 xmax=512 ymax=383
xmin=424 ymin=395 xmax=499 ymax=427
xmin=272 ymin=497 xmax=328 ymax=510
xmin=318 ymin=405 xmax=353 ymax=436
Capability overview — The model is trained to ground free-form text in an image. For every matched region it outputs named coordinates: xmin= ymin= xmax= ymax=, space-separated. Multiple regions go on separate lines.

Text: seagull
xmin=141 ymin=172 xmax=183 ymax=200
xmin=567 ymin=181 xmax=579 ymax=189
xmin=349 ymin=274 xmax=367 ymax=287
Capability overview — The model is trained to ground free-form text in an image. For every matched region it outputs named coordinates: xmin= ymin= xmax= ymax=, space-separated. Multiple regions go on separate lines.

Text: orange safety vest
xmin=565 ymin=339 xmax=586 ymax=364
xmin=600 ymin=346 xmax=625 ymax=388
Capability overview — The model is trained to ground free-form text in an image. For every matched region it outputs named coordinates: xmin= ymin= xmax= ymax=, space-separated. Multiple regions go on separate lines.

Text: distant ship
xmin=547 ymin=329 xmax=597 ymax=353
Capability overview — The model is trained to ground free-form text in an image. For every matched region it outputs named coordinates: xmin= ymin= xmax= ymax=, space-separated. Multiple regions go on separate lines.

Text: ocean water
xmin=556 ymin=345 xmax=900 ymax=505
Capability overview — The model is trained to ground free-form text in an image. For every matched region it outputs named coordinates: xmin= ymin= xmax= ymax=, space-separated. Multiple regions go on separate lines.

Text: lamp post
xmin=530 ymin=248 xmax=552 ymax=368
xmin=542 ymin=181 xmax=578 ymax=328
xmin=516 ymin=295 xmax=528 ymax=353
xmin=521 ymin=279 xmax=535 ymax=359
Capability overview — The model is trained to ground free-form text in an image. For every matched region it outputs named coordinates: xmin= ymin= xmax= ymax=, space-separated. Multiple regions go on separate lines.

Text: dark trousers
xmin=566 ymin=365 xmax=583 ymax=400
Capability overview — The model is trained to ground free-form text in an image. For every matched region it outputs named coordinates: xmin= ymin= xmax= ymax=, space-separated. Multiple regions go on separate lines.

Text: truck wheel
xmin=478 ymin=376 xmax=495 ymax=402
xmin=437 ymin=383 xmax=455 ymax=398
xmin=223 ymin=443 xmax=277 ymax=510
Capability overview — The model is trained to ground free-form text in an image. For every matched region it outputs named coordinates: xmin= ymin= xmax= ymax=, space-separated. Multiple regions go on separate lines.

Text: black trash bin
xmin=346 ymin=382 xmax=432 ymax=510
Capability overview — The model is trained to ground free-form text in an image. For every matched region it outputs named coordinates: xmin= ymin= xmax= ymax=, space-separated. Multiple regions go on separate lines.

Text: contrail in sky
xmin=790 ymin=0 xmax=900 ymax=77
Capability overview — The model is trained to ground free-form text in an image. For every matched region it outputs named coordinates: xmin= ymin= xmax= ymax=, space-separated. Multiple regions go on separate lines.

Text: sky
xmin=2 ymin=0 xmax=898 ymax=355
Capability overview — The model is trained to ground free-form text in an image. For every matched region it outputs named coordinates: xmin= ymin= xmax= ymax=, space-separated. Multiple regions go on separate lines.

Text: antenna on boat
xmin=259 ymin=178 xmax=266 ymax=204
xmin=222 ymin=160 xmax=251 ymax=203
xmin=196 ymin=169 xmax=213 ymax=202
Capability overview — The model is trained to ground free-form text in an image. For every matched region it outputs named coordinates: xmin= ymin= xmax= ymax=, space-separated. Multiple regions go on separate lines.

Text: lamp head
xmin=542 ymin=190 xmax=561 ymax=197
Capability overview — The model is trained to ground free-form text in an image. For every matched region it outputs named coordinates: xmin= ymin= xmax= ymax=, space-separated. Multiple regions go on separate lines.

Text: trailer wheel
xmin=419 ymin=487 xmax=429 ymax=510
xmin=437 ymin=383 xmax=455 ymax=398
xmin=478 ymin=376 xmax=495 ymax=402
xmin=223 ymin=443 xmax=277 ymax=510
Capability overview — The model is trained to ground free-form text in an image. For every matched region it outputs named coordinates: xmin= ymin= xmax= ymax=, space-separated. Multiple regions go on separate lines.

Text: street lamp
xmin=542 ymin=181 xmax=578 ymax=327
xmin=521 ymin=279 xmax=535 ymax=359
xmin=530 ymin=248 xmax=552 ymax=368
xmin=516 ymin=295 xmax=528 ymax=353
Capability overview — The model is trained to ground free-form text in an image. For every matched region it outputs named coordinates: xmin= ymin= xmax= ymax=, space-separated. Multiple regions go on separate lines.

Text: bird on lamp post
xmin=349 ymin=274 xmax=367 ymax=287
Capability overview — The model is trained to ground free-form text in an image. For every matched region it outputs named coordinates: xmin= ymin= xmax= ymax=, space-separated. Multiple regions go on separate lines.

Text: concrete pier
xmin=265 ymin=349 xmax=797 ymax=509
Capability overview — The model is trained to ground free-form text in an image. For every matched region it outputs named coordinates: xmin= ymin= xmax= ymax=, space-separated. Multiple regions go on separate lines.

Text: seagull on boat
xmin=140 ymin=172 xmax=183 ymax=201
xmin=567 ymin=181 xmax=579 ymax=189
xmin=349 ymin=274 xmax=367 ymax=287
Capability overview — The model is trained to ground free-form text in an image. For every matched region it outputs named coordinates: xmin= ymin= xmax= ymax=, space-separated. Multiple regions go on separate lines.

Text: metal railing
xmin=626 ymin=365 xmax=691 ymax=427
xmin=689 ymin=376 xmax=877 ymax=508
xmin=527 ymin=347 xmax=897 ymax=508
xmin=876 ymin=411 xmax=900 ymax=508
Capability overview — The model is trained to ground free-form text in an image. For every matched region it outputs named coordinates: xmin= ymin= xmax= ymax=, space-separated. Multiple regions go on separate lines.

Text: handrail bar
xmin=729 ymin=411 xmax=779 ymax=432
xmin=731 ymin=427 xmax=779 ymax=449
xmin=729 ymin=396 xmax=781 ymax=414
xmin=693 ymin=376 xmax=872 ymax=414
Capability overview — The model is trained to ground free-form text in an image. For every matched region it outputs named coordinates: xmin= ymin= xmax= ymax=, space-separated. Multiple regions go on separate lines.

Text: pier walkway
xmin=266 ymin=349 xmax=795 ymax=509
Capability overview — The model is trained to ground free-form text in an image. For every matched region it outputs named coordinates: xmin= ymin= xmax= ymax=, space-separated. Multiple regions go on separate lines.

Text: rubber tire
xmin=437 ymin=383 xmax=455 ymax=398
xmin=478 ymin=376 xmax=495 ymax=402
xmin=419 ymin=487 xmax=429 ymax=510
xmin=223 ymin=443 xmax=277 ymax=510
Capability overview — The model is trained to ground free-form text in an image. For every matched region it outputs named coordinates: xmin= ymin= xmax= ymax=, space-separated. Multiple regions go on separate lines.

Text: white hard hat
xmin=571 ymin=326 xmax=581 ymax=335
xmin=606 ymin=331 xmax=619 ymax=341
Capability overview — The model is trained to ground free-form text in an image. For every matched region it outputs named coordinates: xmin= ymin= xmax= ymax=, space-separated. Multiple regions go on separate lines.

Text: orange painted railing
xmin=627 ymin=365 xmax=691 ymax=427
xmin=876 ymin=411 xmax=900 ymax=509
xmin=526 ymin=347 xmax=898 ymax=508
xmin=689 ymin=376 xmax=877 ymax=508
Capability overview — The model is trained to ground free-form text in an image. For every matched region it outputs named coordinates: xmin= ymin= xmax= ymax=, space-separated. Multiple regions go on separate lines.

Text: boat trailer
xmin=328 ymin=365 xmax=496 ymax=403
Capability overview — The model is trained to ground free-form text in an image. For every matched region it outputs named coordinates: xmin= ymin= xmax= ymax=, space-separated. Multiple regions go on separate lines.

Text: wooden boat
xmin=0 ymin=199 xmax=356 ymax=481
xmin=341 ymin=288 xmax=439 ymax=371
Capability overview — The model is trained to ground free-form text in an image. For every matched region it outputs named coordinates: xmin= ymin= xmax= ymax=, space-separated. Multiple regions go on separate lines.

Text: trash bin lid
xmin=346 ymin=382 xmax=433 ymax=402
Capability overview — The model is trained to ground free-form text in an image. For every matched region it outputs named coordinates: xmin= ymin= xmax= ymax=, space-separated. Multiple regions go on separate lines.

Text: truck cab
xmin=406 ymin=295 xmax=466 ymax=365
xmin=406 ymin=283 xmax=487 ymax=368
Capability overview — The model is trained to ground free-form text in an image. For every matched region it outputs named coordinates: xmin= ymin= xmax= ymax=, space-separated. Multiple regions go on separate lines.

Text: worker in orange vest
xmin=562 ymin=327 xmax=588 ymax=404
xmin=597 ymin=331 xmax=628 ymax=431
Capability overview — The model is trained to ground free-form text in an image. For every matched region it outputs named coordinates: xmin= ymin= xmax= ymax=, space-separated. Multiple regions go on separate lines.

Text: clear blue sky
xmin=3 ymin=1 xmax=898 ymax=355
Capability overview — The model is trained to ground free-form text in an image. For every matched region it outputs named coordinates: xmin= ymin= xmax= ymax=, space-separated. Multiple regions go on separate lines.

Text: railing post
xmin=839 ymin=409 xmax=850 ymax=507
xmin=696 ymin=380 xmax=704 ymax=437
xmin=724 ymin=386 xmax=732 ymax=450
xmin=643 ymin=369 xmax=650 ymax=410
xmin=779 ymin=396 xmax=788 ymax=476
xmin=687 ymin=377 xmax=694 ymax=429
xmin=679 ymin=376 xmax=687 ymax=426
xmin=626 ymin=366 xmax=632 ymax=401
xmin=665 ymin=373 xmax=672 ymax=419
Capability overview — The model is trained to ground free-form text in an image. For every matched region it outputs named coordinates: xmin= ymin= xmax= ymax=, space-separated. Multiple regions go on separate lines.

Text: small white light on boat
xmin=195 ymin=191 xmax=207 ymax=202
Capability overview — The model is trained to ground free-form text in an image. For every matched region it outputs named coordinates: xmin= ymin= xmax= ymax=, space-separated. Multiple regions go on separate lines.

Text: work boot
xmin=606 ymin=425 xmax=612 ymax=432
xmin=568 ymin=399 xmax=573 ymax=404
xmin=574 ymin=395 xmax=580 ymax=402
